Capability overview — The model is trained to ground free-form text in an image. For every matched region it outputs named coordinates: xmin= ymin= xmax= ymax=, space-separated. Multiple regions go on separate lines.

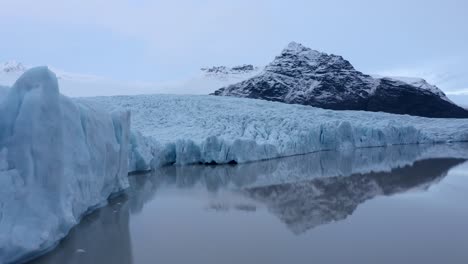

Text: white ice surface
xmin=0 ymin=67 xmax=130 ymax=264
xmin=81 ymin=94 xmax=468 ymax=169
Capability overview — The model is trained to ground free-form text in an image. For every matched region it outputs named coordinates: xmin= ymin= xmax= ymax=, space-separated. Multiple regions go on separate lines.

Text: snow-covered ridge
xmin=0 ymin=67 xmax=130 ymax=264
xmin=0 ymin=61 xmax=103 ymax=82
xmin=372 ymin=74 xmax=450 ymax=101
xmin=201 ymin=64 xmax=259 ymax=75
xmin=81 ymin=94 xmax=468 ymax=170
xmin=0 ymin=57 xmax=455 ymax=109
xmin=198 ymin=64 xmax=261 ymax=84
xmin=0 ymin=61 xmax=261 ymax=97
xmin=1 ymin=61 xmax=27 ymax=74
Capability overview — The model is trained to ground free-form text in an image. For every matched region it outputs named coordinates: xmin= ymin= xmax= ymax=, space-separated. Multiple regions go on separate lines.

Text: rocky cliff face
xmin=213 ymin=42 xmax=468 ymax=118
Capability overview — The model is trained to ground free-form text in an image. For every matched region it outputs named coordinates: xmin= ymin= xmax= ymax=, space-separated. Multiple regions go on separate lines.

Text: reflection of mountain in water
xmin=128 ymin=144 xmax=467 ymax=234
xmin=27 ymin=144 xmax=468 ymax=263
xmin=244 ymin=158 xmax=465 ymax=234
xmin=135 ymin=143 xmax=468 ymax=191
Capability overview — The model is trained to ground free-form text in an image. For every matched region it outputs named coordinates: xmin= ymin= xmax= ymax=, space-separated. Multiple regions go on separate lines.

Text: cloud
xmin=446 ymin=89 xmax=468 ymax=95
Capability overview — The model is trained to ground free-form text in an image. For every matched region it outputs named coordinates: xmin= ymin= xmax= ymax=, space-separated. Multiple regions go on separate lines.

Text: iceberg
xmin=82 ymin=94 xmax=468 ymax=168
xmin=0 ymin=67 xmax=130 ymax=263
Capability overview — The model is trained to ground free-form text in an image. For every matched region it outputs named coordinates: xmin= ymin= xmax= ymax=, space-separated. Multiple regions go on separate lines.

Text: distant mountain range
xmin=1 ymin=53 xmax=467 ymax=117
xmin=213 ymin=42 xmax=468 ymax=118
xmin=0 ymin=61 xmax=258 ymax=97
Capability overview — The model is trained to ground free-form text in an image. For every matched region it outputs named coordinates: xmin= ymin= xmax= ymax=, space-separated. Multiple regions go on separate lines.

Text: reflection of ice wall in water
xmin=29 ymin=196 xmax=132 ymax=264
xmin=141 ymin=143 xmax=468 ymax=190
xmin=128 ymin=144 xmax=467 ymax=234
xmin=25 ymin=145 xmax=467 ymax=264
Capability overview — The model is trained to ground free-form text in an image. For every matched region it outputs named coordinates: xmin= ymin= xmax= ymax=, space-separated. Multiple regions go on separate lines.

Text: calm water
xmin=30 ymin=145 xmax=468 ymax=264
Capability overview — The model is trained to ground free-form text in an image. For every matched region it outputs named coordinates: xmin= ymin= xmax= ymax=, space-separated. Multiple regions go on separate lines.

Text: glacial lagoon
xmin=30 ymin=144 xmax=468 ymax=264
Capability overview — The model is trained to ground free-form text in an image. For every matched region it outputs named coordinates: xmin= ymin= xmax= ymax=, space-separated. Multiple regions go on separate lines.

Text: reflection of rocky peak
xmin=126 ymin=144 xmax=467 ymax=231
xmin=244 ymin=158 xmax=465 ymax=234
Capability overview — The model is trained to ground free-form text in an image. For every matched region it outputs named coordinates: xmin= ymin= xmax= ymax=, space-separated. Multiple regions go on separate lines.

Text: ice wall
xmin=0 ymin=67 xmax=130 ymax=263
xmin=83 ymin=95 xmax=468 ymax=168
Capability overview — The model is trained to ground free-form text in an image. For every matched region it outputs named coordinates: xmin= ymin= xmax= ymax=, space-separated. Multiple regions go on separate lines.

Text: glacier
xmin=1 ymin=67 xmax=468 ymax=263
xmin=82 ymin=94 xmax=468 ymax=169
xmin=0 ymin=67 xmax=130 ymax=264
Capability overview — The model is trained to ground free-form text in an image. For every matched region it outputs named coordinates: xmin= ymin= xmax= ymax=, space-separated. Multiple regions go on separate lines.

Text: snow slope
xmin=0 ymin=67 xmax=130 ymax=263
xmin=0 ymin=61 xmax=259 ymax=97
xmin=372 ymin=75 xmax=451 ymax=102
xmin=81 ymin=94 xmax=468 ymax=169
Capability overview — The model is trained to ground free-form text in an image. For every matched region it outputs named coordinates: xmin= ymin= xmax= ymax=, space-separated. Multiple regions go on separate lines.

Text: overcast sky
xmin=1 ymin=0 xmax=467 ymax=94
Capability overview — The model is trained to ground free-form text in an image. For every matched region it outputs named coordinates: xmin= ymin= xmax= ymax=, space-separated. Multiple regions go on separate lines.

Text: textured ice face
xmin=0 ymin=67 xmax=130 ymax=263
xmin=82 ymin=94 xmax=468 ymax=169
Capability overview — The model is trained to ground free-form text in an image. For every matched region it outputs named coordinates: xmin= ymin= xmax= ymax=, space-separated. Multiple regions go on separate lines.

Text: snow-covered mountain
xmin=0 ymin=61 xmax=27 ymax=73
xmin=201 ymin=64 xmax=260 ymax=78
xmin=0 ymin=61 xmax=259 ymax=97
xmin=213 ymin=42 xmax=468 ymax=118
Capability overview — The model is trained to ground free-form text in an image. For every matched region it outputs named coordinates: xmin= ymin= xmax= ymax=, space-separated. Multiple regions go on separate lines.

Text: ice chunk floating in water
xmin=0 ymin=67 xmax=130 ymax=263
xmin=83 ymin=94 xmax=468 ymax=168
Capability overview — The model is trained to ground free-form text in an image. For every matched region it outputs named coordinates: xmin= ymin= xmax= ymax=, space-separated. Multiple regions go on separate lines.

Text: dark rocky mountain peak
xmin=213 ymin=42 xmax=468 ymax=118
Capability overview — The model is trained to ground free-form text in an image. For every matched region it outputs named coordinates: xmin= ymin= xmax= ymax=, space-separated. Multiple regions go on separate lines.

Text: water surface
xmin=30 ymin=144 xmax=468 ymax=264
